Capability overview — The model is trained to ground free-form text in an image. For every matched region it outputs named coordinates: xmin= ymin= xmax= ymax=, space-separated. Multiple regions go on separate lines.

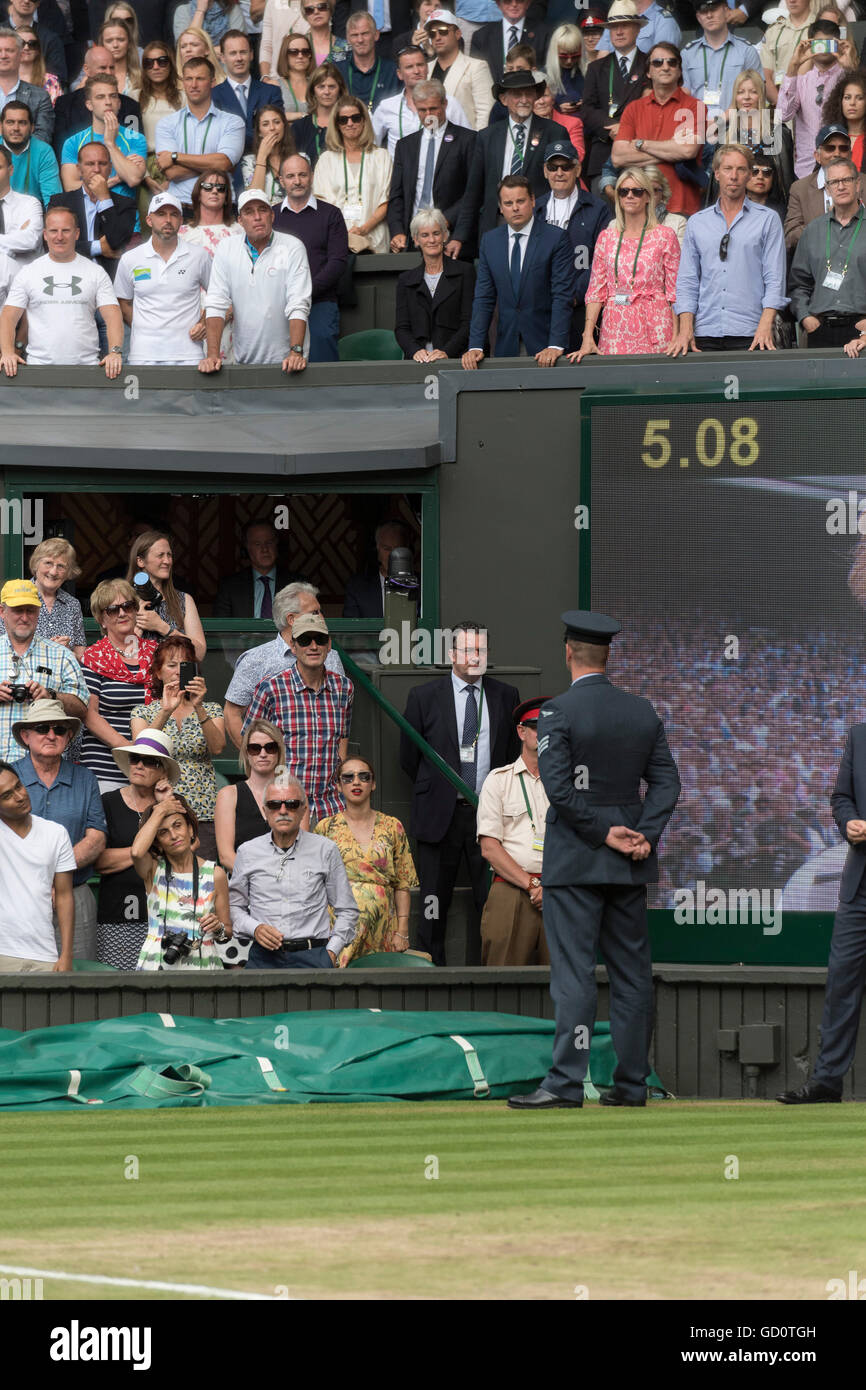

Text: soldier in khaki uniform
xmin=476 ymin=696 xmax=551 ymax=965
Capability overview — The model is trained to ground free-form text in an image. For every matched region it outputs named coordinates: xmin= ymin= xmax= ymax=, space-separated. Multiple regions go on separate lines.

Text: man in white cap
xmin=114 ymin=191 xmax=212 ymax=365
xmin=424 ymin=12 xmax=493 ymax=131
xmin=200 ymin=188 xmax=312 ymax=372
xmin=9 ymin=698 xmax=105 ymax=961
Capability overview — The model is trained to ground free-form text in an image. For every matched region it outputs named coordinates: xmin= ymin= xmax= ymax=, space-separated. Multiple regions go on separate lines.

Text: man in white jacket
xmin=199 ymin=188 xmax=312 ymax=373
xmin=425 ymin=10 xmax=493 ymax=130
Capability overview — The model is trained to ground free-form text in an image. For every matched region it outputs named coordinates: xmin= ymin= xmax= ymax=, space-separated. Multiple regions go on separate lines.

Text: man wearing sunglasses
xmin=669 ymin=141 xmax=787 ymax=354
xmin=53 ymin=46 xmax=142 ymax=161
xmin=212 ymin=29 xmax=284 ymax=154
xmin=613 ymin=42 xmax=704 ymax=218
xmin=0 ymin=579 xmax=89 ymax=762
xmin=243 ymin=613 xmax=353 ymax=825
xmin=790 ymin=155 xmax=866 ymax=350
xmin=423 ymin=11 xmax=493 ymax=132
xmin=0 ymin=26 xmax=53 ymax=143
xmin=534 ymin=139 xmax=611 ymax=350
xmin=230 ymin=776 xmax=358 ymax=970
xmin=9 ymin=697 xmax=106 ymax=962
xmin=784 ymin=125 xmax=866 ymax=254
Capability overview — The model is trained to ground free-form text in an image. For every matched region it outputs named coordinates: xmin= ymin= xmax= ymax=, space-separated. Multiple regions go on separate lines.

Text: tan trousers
xmin=0 ymin=954 xmax=55 ymax=973
xmin=480 ymin=880 xmax=550 ymax=966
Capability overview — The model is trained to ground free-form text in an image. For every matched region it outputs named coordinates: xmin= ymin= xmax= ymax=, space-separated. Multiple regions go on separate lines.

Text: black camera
xmin=9 ymin=683 xmax=30 ymax=702
xmin=162 ymin=929 xmax=194 ymax=965
xmin=133 ymin=573 xmax=162 ymax=608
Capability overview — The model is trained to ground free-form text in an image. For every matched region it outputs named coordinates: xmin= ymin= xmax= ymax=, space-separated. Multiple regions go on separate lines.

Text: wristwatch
xmin=171 ymin=151 xmax=178 ymax=164
xmin=528 ymin=875 xmax=541 ymax=892
xmin=634 ymin=138 xmax=645 ymax=150
xmin=290 ymin=344 xmax=304 ymax=355
xmin=109 ymin=345 xmax=123 ymax=354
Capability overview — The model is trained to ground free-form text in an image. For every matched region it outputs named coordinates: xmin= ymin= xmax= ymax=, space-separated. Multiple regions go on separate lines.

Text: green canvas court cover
xmin=0 ymin=1011 xmax=667 ymax=1110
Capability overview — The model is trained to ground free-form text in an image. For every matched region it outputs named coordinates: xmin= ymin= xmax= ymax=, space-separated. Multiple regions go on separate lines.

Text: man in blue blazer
xmin=462 ymin=173 xmax=575 ymax=367
xmin=779 ymin=724 xmax=866 ymax=1103
xmin=533 ymin=140 xmax=612 ymax=350
xmin=211 ymin=28 xmax=284 ymax=155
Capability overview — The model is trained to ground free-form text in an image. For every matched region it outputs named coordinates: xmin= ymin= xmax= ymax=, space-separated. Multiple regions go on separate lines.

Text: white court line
xmin=0 ymin=1263 xmax=294 ymax=1301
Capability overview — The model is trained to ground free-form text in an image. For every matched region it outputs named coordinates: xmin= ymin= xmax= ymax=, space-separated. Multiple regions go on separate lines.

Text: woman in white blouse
xmin=259 ymin=0 xmax=310 ymax=80
xmin=312 ymin=95 xmax=392 ymax=253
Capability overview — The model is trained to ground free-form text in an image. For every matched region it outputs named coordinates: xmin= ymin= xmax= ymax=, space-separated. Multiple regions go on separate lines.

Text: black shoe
xmin=507 ymin=1087 xmax=582 ymax=1110
xmin=599 ymin=1089 xmax=646 ymax=1107
xmin=776 ymin=1081 xmax=842 ymax=1104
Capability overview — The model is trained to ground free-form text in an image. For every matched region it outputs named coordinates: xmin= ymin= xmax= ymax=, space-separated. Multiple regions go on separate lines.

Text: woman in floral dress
xmin=569 ymin=166 xmax=680 ymax=361
xmin=314 ymin=755 xmax=418 ymax=966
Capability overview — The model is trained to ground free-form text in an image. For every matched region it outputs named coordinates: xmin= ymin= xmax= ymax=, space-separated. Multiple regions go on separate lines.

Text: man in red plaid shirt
xmin=242 ymin=613 xmax=354 ymax=824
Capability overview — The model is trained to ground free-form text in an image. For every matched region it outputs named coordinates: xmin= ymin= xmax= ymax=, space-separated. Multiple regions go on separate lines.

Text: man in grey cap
xmin=9 ymin=698 xmax=105 ymax=961
xmin=509 ymin=611 xmax=680 ymax=1110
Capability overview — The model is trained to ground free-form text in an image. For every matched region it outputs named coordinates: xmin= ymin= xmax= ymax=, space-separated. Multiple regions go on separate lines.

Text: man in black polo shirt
xmin=274 ymin=152 xmax=349 ymax=362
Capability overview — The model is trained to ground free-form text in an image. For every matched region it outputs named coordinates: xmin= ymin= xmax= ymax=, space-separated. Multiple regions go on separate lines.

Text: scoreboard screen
xmin=582 ymin=391 xmax=866 ymax=921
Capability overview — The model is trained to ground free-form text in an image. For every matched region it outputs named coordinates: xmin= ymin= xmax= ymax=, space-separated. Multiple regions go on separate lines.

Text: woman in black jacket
xmin=395 ymin=208 xmax=475 ymax=361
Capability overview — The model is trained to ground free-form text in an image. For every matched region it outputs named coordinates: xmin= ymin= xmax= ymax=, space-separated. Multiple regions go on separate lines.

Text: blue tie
xmin=419 ymin=132 xmax=436 ymax=208
xmin=461 ymin=685 xmax=478 ymax=790
xmin=510 ymin=231 xmax=522 ymax=299
xmin=372 ymin=0 xmax=386 ymax=30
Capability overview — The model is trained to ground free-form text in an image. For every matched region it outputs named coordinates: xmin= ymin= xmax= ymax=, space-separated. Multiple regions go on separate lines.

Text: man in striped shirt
xmin=242 ymin=613 xmax=353 ymax=824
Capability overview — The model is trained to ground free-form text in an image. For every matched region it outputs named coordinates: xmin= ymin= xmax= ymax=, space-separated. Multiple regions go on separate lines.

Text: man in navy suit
xmin=779 ymin=726 xmax=866 ymax=1104
xmin=462 ymin=174 xmax=574 ymax=367
xmin=400 ymin=621 xmax=520 ymax=965
xmin=533 ymin=140 xmax=612 ymax=349
xmin=470 ymin=0 xmax=551 ymax=86
xmin=510 ymin=611 xmax=680 ymax=1110
xmin=211 ymin=28 xmax=283 ymax=155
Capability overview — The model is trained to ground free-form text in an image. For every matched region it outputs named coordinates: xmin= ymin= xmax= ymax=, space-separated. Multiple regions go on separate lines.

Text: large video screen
xmin=586 ymin=395 xmax=866 ymax=914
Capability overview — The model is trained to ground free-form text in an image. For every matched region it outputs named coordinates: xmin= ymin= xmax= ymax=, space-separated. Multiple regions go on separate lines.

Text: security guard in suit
xmin=509 ymin=611 xmax=680 ymax=1110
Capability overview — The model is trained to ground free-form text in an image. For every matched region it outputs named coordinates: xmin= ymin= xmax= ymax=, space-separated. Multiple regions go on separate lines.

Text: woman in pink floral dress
xmin=179 ymin=174 xmax=244 ymax=362
xmin=569 ymin=167 xmax=680 ymax=361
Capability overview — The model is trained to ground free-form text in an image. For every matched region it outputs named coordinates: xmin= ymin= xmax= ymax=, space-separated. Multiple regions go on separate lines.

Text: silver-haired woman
xmin=394 ymin=208 xmax=475 ymax=362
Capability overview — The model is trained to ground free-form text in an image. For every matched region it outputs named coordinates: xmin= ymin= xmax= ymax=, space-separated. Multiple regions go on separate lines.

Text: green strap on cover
xmin=449 ymin=1034 xmax=490 ymax=1098
xmin=127 ymin=1064 xmax=211 ymax=1099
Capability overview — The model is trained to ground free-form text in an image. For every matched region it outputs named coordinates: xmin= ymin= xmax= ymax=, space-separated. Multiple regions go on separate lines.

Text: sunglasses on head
xmin=265 ymin=797 xmax=303 ymax=810
xmin=248 ymin=740 xmax=280 ymax=755
xmin=144 ymin=54 xmax=170 ymax=67
xmin=338 ymin=112 xmax=364 ymax=125
xmin=104 ymin=600 xmax=137 ymax=616
xmin=30 ymin=722 xmax=69 ymax=736
xmin=294 ymin=630 xmax=326 ymax=645
xmin=128 ymin=753 xmax=164 ymax=767
xmin=650 ymin=56 xmax=678 ymax=67
xmin=341 ymin=771 xmax=372 ymax=783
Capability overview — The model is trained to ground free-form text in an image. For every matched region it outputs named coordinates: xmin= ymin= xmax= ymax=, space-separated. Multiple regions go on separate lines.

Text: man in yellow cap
xmin=0 ymin=579 xmax=89 ymax=761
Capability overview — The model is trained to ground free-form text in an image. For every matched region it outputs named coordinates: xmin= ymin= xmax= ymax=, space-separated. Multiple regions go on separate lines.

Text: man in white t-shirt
xmin=0 ymin=204 xmax=124 ymax=376
xmin=0 ymin=760 xmax=75 ymax=972
xmin=114 ymin=191 xmax=212 ymax=365
xmin=200 ymin=188 xmax=312 ymax=372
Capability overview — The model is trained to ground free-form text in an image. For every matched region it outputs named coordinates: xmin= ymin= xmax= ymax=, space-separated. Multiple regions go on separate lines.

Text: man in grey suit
xmin=778 ymin=724 xmax=866 ymax=1104
xmin=509 ymin=610 xmax=680 ymax=1111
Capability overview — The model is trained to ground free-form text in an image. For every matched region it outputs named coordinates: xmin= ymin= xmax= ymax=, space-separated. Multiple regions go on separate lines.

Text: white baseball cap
xmin=238 ymin=188 xmax=273 ymax=212
xmin=424 ymin=8 xmax=459 ymax=25
xmin=148 ymin=191 xmax=183 ymax=214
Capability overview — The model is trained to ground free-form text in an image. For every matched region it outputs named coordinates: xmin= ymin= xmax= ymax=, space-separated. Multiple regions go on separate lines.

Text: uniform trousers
xmin=812 ymin=876 xmax=866 ymax=1092
xmin=541 ymin=883 xmax=653 ymax=1102
xmin=414 ymin=801 xmax=489 ymax=965
xmin=480 ymin=879 xmax=549 ymax=965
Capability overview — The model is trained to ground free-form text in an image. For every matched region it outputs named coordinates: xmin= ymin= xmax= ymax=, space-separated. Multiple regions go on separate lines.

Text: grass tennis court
xmin=2 ymin=1101 xmax=864 ymax=1301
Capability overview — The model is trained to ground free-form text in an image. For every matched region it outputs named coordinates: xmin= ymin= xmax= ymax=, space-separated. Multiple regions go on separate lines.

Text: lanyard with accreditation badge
xmin=824 ymin=207 xmax=864 ymax=290
xmin=612 ymin=221 xmax=646 ymax=304
xmin=518 ymin=770 xmax=545 ymax=855
xmin=459 ymin=682 xmax=484 ymax=764
xmin=702 ymin=40 xmax=729 ymax=108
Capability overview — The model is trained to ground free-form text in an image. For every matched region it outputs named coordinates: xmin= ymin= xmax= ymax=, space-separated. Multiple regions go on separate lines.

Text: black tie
xmin=461 ymin=684 xmax=478 ymax=790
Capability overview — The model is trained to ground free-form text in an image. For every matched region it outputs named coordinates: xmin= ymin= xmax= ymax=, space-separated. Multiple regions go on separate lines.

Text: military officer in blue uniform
xmin=508 ymin=611 xmax=681 ymax=1110
xmin=681 ymin=0 xmax=762 ymax=116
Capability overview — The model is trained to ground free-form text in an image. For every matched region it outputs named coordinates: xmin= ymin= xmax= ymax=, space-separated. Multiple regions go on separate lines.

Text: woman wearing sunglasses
xmin=95 ymin=728 xmax=179 ymax=968
xmin=314 ymin=755 xmax=418 ymax=965
xmin=568 ymin=166 xmax=680 ymax=361
xmin=15 ymin=27 xmax=61 ymax=105
xmin=312 ymin=94 xmax=392 ymax=252
xmin=132 ymin=789 xmax=231 ymax=972
xmin=215 ymin=719 xmax=287 ymax=872
xmin=139 ymin=41 xmax=184 ymax=203
xmin=179 ymin=171 xmax=243 ymax=359
xmin=301 ymin=0 xmax=350 ymax=67
xmin=274 ymin=31 xmax=315 ymax=119
xmin=79 ymin=580 xmax=160 ymax=794
xmin=260 ymin=0 xmax=313 ymax=82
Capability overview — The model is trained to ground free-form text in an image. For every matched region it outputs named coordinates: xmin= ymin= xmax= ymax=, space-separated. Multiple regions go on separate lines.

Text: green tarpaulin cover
xmin=0 ymin=1011 xmax=668 ymax=1109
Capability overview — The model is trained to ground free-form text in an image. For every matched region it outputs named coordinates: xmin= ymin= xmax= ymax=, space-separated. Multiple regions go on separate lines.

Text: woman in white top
xmin=312 ymin=95 xmax=392 ymax=253
xmin=240 ymin=104 xmax=297 ymax=202
xmin=139 ymin=42 xmax=184 ymax=203
xmin=179 ymin=172 xmax=244 ymax=360
xmin=99 ymin=18 xmax=142 ymax=98
xmin=274 ymin=31 xmax=314 ymax=119
xmin=259 ymin=0 xmax=311 ymax=79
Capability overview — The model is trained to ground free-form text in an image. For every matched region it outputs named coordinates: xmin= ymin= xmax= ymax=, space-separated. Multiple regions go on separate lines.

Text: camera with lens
xmin=9 ymin=683 xmax=31 ymax=702
xmin=133 ymin=573 xmax=162 ymax=608
xmin=162 ymin=929 xmax=194 ymax=965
